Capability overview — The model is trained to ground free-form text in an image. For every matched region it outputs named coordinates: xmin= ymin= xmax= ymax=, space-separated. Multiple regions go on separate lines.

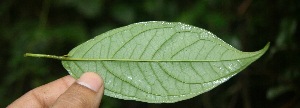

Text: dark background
xmin=1 ymin=0 xmax=299 ymax=107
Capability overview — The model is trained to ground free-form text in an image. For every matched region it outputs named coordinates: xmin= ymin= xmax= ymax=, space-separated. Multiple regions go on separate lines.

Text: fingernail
xmin=77 ymin=72 xmax=103 ymax=92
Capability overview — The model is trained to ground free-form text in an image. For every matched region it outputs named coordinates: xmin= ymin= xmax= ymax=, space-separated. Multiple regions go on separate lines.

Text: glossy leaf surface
xmin=61 ymin=21 xmax=269 ymax=103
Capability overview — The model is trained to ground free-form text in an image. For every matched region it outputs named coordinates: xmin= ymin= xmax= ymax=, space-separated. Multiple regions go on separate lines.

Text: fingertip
xmin=52 ymin=72 xmax=104 ymax=108
xmin=77 ymin=72 xmax=103 ymax=92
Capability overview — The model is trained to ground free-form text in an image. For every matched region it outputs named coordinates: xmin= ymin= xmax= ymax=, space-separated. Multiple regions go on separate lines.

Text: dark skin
xmin=8 ymin=72 xmax=104 ymax=108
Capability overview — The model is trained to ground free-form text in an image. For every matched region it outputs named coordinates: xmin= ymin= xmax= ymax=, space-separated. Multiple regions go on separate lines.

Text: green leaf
xmin=25 ymin=21 xmax=269 ymax=103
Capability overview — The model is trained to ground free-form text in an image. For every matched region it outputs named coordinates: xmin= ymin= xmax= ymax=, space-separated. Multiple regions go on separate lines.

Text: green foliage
xmin=24 ymin=22 xmax=268 ymax=103
xmin=0 ymin=0 xmax=299 ymax=107
xmin=25 ymin=21 xmax=268 ymax=103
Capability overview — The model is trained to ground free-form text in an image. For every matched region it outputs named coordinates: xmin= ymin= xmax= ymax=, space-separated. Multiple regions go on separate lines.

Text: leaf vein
xmin=149 ymin=62 xmax=170 ymax=95
xmin=112 ymin=27 xmax=173 ymax=58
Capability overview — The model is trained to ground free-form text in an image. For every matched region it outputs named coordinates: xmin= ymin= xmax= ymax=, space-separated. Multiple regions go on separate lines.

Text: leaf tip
xmin=263 ymin=42 xmax=270 ymax=53
xmin=255 ymin=42 xmax=270 ymax=59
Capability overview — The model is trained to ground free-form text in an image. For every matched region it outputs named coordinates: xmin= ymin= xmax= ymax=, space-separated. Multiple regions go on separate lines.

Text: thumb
xmin=52 ymin=72 xmax=104 ymax=108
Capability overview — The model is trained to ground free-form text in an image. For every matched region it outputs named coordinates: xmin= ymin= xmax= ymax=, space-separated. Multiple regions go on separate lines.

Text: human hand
xmin=8 ymin=72 xmax=104 ymax=108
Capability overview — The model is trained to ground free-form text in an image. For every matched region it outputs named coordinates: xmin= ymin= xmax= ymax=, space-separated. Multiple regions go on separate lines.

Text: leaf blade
xmin=61 ymin=21 xmax=269 ymax=103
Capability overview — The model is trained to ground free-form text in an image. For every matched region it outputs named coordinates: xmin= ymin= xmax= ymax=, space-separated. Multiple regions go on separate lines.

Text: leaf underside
xmin=61 ymin=21 xmax=269 ymax=103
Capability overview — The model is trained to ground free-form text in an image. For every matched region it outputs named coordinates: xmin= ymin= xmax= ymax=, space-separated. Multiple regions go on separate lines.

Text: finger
xmin=52 ymin=72 xmax=104 ymax=108
xmin=8 ymin=75 xmax=76 ymax=108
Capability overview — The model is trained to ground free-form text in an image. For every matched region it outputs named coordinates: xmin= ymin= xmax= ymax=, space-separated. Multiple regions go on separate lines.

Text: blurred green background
xmin=1 ymin=0 xmax=299 ymax=107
